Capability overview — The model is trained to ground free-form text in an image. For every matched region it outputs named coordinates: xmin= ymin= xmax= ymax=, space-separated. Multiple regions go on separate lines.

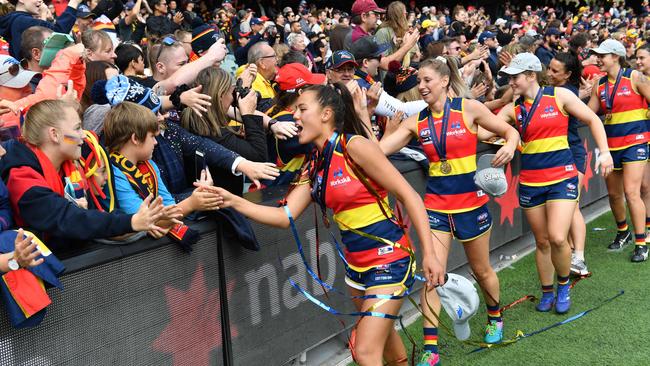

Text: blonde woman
xmin=181 ymin=67 xmax=267 ymax=194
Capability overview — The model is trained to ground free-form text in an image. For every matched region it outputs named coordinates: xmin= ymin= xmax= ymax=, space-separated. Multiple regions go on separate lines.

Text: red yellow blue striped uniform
xmin=597 ymin=68 xmax=649 ymax=150
xmin=320 ymin=134 xmax=410 ymax=271
xmin=415 ymin=98 xmax=488 ymax=213
xmin=515 ymin=86 xmax=577 ymax=186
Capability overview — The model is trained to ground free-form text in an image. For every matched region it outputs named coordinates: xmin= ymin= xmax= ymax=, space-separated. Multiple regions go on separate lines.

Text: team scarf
xmin=108 ymin=152 xmax=198 ymax=252
xmin=28 ymin=144 xmax=87 ymax=199
xmin=79 ymin=130 xmax=116 ymax=212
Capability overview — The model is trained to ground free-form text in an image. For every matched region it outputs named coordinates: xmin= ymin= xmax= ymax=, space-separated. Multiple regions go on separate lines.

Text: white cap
xmin=499 ymin=52 xmax=542 ymax=75
xmin=590 ymin=39 xmax=626 ymax=57
xmin=436 ymin=273 xmax=480 ymax=340
xmin=0 ymin=56 xmax=38 ymax=88
xmin=495 ymin=18 xmax=507 ymax=26
xmin=474 ymin=154 xmax=508 ymax=197
xmin=525 ymin=29 xmax=539 ymax=37
xmin=422 ymin=6 xmax=430 ymax=13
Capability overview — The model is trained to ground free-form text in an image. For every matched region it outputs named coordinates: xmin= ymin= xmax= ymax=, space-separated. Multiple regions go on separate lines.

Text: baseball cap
xmin=283 ymin=6 xmax=293 ymax=15
xmin=499 ymin=52 xmax=542 ymax=75
xmin=104 ymin=75 xmax=162 ymax=113
xmin=351 ymin=0 xmax=385 ymax=16
xmin=478 ymin=31 xmax=496 ymax=44
xmin=422 ymin=19 xmax=437 ymax=29
xmin=422 ymin=6 xmax=430 ymax=13
xmin=518 ymin=35 xmax=536 ymax=47
xmin=545 ymin=27 xmax=561 ymax=36
xmin=77 ymin=4 xmax=95 ymax=19
xmin=40 ymin=32 xmax=75 ymax=68
xmin=350 ymin=36 xmax=389 ymax=61
xmin=436 ymin=273 xmax=480 ymax=341
xmin=495 ymin=18 xmax=507 ymax=26
xmin=511 ymin=23 xmax=523 ymax=30
xmin=525 ymin=29 xmax=540 ymax=38
xmin=326 ymin=50 xmax=358 ymax=69
xmin=590 ymin=39 xmax=626 ymax=57
xmin=0 ymin=56 xmax=38 ymax=88
xmin=474 ymin=154 xmax=508 ymax=197
xmin=276 ymin=63 xmax=326 ymax=91
xmin=250 ymin=17 xmax=263 ymax=26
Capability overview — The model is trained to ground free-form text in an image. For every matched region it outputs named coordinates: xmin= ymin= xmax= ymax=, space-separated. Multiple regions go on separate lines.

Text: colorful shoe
xmin=555 ymin=285 xmax=571 ymax=314
xmin=608 ymin=230 xmax=631 ymax=251
xmin=631 ymin=245 xmax=649 ymax=262
xmin=416 ymin=351 xmax=440 ymax=366
xmin=484 ymin=320 xmax=503 ymax=344
xmin=535 ymin=294 xmax=555 ymax=312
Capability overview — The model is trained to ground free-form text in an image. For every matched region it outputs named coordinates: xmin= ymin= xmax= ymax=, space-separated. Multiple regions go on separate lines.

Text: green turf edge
xmin=348 ymin=211 xmax=650 ymax=366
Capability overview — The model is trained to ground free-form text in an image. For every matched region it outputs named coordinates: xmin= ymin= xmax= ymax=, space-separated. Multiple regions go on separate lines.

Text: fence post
xmin=217 ymin=222 xmax=234 ymax=365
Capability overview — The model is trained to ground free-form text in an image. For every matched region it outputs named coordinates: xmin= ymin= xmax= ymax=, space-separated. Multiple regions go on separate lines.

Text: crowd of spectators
xmin=0 ymin=0 xmax=646 ymax=327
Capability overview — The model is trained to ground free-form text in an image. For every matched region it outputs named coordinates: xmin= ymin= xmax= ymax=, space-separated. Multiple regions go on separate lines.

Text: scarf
xmin=109 ymin=152 xmax=198 ymax=252
xmin=28 ymin=144 xmax=87 ymax=199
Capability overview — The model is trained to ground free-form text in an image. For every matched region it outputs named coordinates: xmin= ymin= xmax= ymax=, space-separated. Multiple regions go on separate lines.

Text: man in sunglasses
xmin=0 ymin=0 xmax=82 ymax=59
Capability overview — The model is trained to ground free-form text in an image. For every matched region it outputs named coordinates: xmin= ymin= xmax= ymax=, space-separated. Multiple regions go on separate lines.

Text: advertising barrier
xmin=0 ymin=128 xmax=608 ymax=366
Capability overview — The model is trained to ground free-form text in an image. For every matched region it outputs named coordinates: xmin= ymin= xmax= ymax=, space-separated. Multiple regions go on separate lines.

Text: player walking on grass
xmin=497 ymin=53 xmax=613 ymax=314
xmin=211 ymin=83 xmax=446 ymax=366
xmin=378 ymin=56 xmax=520 ymax=346
xmin=588 ymin=40 xmax=650 ymax=262
xmin=546 ymin=51 xmax=590 ymax=275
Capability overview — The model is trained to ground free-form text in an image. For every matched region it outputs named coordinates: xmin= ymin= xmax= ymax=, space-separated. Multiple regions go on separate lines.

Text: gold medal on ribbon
xmin=605 ymin=113 xmax=612 ymax=122
xmin=440 ymin=160 xmax=452 ymax=175
xmin=646 ymin=110 xmax=650 ymax=119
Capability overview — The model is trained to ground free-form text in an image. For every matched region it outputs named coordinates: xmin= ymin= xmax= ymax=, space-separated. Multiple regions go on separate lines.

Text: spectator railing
xmin=0 ymin=126 xmax=608 ymax=366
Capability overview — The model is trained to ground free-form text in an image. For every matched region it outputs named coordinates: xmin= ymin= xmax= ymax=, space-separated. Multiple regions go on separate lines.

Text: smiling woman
xmin=211 ymin=83 xmax=447 ymax=366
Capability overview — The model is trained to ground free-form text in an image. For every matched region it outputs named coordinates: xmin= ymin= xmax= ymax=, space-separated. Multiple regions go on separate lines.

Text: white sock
xmin=574 ymin=250 xmax=584 ymax=261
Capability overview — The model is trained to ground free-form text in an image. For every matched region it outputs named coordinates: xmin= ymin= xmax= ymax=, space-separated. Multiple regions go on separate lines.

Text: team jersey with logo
xmin=597 ymin=68 xmax=649 ymax=150
xmin=515 ymin=86 xmax=577 ymax=186
xmin=320 ymin=134 xmax=410 ymax=271
xmin=415 ymin=98 xmax=488 ymax=214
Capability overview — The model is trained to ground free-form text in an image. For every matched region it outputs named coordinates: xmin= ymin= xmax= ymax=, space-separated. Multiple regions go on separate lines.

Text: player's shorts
xmin=611 ymin=143 xmax=648 ymax=170
xmin=427 ymin=204 xmax=492 ymax=242
xmin=570 ymin=144 xmax=587 ymax=174
xmin=345 ymin=256 xmax=415 ymax=291
xmin=519 ymin=176 xmax=579 ymax=209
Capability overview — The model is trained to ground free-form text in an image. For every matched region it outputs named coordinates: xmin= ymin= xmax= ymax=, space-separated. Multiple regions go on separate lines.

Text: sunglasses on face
xmin=0 ymin=59 xmax=28 ymax=77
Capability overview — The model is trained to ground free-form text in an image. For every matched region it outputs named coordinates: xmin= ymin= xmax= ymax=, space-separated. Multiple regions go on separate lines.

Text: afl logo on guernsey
xmin=419 ymin=128 xmax=432 ymax=143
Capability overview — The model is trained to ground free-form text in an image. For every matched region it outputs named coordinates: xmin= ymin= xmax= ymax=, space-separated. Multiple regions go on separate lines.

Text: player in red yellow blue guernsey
xmin=212 ymin=83 xmax=446 ymax=366
xmin=498 ymin=53 xmax=613 ymax=315
xmin=634 ymin=44 xmax=650 ymax=260
xmin=379 ymin=57 xmax=520 ymax=350
xmin=588 ymin=39 xmax=650 ymax=262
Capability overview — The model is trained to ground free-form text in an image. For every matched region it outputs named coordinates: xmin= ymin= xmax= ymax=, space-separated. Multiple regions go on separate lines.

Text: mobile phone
xmin=195 ymin=150 xmax=206 ymax=181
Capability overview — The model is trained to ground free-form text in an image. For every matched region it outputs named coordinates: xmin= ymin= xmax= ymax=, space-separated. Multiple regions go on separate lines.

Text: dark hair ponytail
xmin=554 ymin=51 xmax=582 ymax=88
xmin=302 ymin=83 xmax=371 ymax=139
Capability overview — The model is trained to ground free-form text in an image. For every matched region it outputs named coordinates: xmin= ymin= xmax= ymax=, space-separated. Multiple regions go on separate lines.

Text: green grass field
xmin=350 ymin=211 xmax=650 ymax=365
